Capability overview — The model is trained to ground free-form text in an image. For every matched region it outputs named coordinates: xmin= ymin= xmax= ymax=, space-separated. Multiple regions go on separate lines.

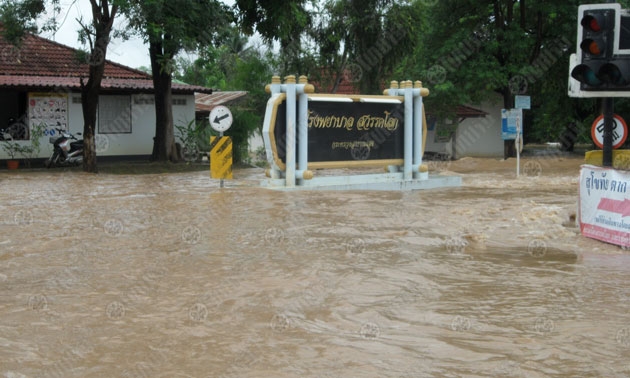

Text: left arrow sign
xmin=214 ymin=114 xmax=230 ymax=124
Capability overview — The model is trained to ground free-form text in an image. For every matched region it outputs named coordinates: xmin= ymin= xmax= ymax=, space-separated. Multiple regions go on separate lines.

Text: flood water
xmin=1 ymin=156 xmax=630 ymax=377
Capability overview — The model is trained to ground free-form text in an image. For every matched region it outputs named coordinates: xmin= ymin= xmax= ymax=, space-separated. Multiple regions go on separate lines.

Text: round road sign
xmin=591 ymin=114 xmax=628 ymax=150
xmin=209 ymin=105 xmax=233 ymax=133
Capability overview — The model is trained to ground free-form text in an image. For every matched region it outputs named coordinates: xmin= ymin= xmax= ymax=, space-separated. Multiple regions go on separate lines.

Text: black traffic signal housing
xmin=571 ymin=4 xmax=630 ymax=92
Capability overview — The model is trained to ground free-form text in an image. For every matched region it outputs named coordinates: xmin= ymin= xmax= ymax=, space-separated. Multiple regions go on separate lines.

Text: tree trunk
xmin=81 ymin=84 xmax=99 ymax=173
xmin=149 ymin=40 xmax=178 ymax=162
xmin=81 ymin=35 xmax=110 ymax=173
xmin=80 ymin=0 xmax=117 ymax=173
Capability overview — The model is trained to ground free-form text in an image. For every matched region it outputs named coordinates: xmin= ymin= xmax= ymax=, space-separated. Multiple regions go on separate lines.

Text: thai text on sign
xmin=580 ymin=164 xmax=630 ymax=247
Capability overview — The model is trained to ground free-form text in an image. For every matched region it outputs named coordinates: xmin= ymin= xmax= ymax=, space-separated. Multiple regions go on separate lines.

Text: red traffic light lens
xmin=582 ymin=15 xmax=603 ymax=32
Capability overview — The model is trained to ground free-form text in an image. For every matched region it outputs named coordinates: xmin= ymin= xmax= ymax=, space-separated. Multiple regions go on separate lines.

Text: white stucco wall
xmin=424 ymin=117 xmax=455 ymax=157
xmin=453 ymin=99 xmax=504 ymax=158
xmin=0 ymin=92 xmax=196 ymax=160
xmin=423 ymin=96 xmax=505 ymax=159
xmin=248 ymin=130 xmax=264 ymax=153
xmin=172 ymin=95 xmax=196 ymax=131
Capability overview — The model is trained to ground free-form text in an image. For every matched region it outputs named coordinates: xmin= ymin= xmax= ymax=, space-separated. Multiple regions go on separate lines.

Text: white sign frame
xmin=209 ymin=105 xmax=233 ymax=133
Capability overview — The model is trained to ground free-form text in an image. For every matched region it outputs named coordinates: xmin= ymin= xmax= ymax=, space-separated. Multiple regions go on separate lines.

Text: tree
xmin=177 ymin=27 xmax=249 ymax=90
xmin=310 ymin=0 xmax=419 ymax=94
xmin=0 ymin=0 xmax=118 ymax=173
xmin=120 ymin=0 xmax=232 ymax=162
xmin=79 ymin=0 xmax=118 ymax=173
xmin=176 ymin=30 xmax=273 ymax=162
xmin=0 ymin=0 xmax=49 ymax=45
xmin=395 ymin=1 xmax=597 ymax=156
xmin=234 ymin=0 xmax=313 ymax=75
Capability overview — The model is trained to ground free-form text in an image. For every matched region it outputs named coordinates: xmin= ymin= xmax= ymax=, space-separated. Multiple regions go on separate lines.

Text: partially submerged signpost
xmin=260 ymin=75 xmax=461 ymax=191
xmin=569 ymin=3 xmax=630 ymax=247
xmin=209 ymin=105 xmax=233 ymax=188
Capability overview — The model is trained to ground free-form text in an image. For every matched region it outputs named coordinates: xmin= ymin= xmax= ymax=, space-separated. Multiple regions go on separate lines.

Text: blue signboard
xmin=515 ymin=95 xmax=531 ymax=110
xmin=501 ymin=109 xmax=523 ymax=140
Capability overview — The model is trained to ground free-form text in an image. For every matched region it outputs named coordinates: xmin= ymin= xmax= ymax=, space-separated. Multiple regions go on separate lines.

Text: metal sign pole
xmin=603 ymin=97 xmax=614 ymax=167
xmin=209 ymin=105 xmax=233 ymax=187
xmin=219 ymin=130 xmax=224 ymax=188
xmin=514 ymin=116 xmax=521 ymax=177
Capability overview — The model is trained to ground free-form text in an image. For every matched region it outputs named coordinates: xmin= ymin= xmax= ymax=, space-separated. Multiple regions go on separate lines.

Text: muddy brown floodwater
xmin=2 ymin=156 xmax=630 ymax=377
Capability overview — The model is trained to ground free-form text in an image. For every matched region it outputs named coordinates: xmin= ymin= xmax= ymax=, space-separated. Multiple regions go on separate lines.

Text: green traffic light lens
xmin=571 ymin=64 xmax=602 ymax=86
xmin=584 ymin=70 xmax=602 ymax=86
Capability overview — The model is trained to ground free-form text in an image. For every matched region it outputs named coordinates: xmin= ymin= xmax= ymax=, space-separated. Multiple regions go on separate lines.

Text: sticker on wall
xmin=28 ymin=93 xmax=68 ymax=131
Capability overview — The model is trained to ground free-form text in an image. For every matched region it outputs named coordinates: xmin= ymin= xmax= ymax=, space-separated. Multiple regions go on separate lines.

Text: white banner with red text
xmin=580 ymin=164 xmax=630 ymax=248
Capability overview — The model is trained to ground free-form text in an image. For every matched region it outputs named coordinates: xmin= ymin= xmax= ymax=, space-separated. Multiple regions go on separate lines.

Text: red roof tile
xmin=0 ymin=29 xmax=212 ymax=94
xmin=0 ymin=74 xmax=212 ymax=94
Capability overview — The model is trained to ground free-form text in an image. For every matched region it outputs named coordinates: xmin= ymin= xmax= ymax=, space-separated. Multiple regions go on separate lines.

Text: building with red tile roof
xmin=0 ymin=30 xmax=211 ymax=94
xmin=0 ymin=29 xmax=212 ymax=161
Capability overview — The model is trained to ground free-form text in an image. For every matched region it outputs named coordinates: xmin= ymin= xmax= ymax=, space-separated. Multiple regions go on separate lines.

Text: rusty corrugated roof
xmin=195 ymin=91 xmax=247 ymax=113
xmin=454 ymin=105 xmax=488 ymax=118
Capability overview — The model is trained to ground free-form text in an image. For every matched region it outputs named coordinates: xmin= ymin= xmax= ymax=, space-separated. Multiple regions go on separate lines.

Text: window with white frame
xmin=99 ymin=95 xmax=132 ymax=134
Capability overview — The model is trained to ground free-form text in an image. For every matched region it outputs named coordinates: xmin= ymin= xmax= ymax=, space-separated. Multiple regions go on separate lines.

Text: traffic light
xmin=570 ymin=4 xmax=630 ymax=91
xmin=572 ymin=10 xmax=609 ymax=86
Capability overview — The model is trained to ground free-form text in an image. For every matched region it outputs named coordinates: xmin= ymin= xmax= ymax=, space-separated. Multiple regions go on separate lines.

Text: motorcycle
xmin=44 ymin=128 xmax=84 ymax=168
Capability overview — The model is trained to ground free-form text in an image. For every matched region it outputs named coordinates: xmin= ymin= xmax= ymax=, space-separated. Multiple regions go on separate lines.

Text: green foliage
xmin=176 ymin=31 xmax=272 ymax=163
xmin=0 ymin=122 xmax=44 ymax=163
xmin=391 ymin=0 xmax=607 ymax=143
xmin=121 ymin=0 xmax=234 ymax=71
xmin=218 ymin=46 xmax=272 ymax=162
xmin=234 ymin=0 xmax=312 ymax=43
xmin=118 ymin=0 xmax=235 ymax=162
xmin=227 ymin=108 xmax=259 ymax=163
xmin=175 ymin=119 xmax=212 ymax=159
xmin=19 ymin=122 xmax=46 ymax=166
xmin=1 ymin=140 xmax=23 ymax=160
xmin=234 ymin=0 xmax=314 ymax=75
xmin=0 ymin=0 xmax=52 ymax=45
xmin=176 ymin=27 xmax=250 ymax=90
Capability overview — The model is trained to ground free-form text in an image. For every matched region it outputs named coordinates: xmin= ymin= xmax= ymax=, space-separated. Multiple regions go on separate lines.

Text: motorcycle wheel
xmin=45 ymin=152 xmax=59 ymax=168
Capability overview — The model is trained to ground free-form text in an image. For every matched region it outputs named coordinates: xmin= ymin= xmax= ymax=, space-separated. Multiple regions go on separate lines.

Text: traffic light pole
xmin=603 ymin=97 xmax=614 ymax=166
xmin=603 ymin=0 xmax=614 ymax=167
